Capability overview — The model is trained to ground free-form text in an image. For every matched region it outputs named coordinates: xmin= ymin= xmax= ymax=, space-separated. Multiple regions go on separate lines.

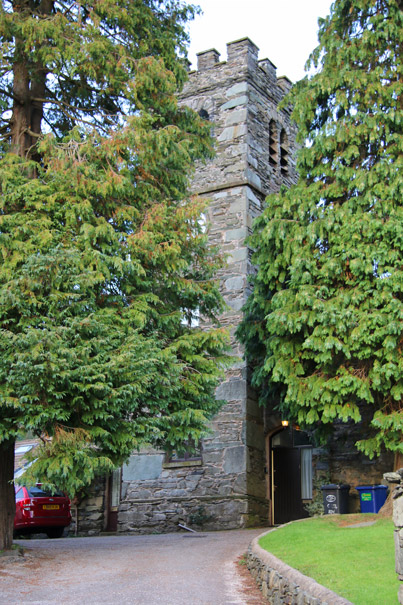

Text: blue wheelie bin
xmin=356 ymin=485 xmax=388 ymax=513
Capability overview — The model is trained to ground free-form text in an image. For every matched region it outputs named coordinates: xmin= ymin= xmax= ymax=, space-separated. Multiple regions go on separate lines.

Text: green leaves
xmin=22 ymin=429 xmax=117 ymax=497
xmin=0 ymin=0 xmax=230 ymax=500
xmin=0 ymin=150 xmax=230 ymax=479
xmin=0 ymin=0 xmax=198 ymax=145
xmin=239 ymin=0 xmax=403 ymax=456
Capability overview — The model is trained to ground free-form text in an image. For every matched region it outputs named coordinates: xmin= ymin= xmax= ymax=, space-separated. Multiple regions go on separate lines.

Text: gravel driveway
xmin=0 ymin=529 xmax=266 ymax=605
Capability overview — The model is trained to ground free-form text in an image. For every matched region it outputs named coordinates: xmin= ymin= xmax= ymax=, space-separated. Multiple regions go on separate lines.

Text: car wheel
xmin=46 ymin=527 xmax=65 ymax=539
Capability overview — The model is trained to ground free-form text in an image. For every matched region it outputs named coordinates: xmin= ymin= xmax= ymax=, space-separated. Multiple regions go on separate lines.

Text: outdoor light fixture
xmin=281 ymin=420 xmax=289 ymax=427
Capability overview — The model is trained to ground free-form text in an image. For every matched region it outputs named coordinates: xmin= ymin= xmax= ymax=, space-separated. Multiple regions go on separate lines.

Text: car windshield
xmin=26 ymin=486 xmax=65 ymax=498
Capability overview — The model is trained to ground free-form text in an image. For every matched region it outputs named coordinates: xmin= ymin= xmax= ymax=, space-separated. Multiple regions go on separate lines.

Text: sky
xmin=186 ymin=0 xmax=334 ymax=83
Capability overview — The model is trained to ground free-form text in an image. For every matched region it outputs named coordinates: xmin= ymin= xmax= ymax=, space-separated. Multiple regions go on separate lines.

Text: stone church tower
xmin=75 ymin=39 xmax=394 ymax=535
xmin=112 ymin=38 xmax=299 ymax=534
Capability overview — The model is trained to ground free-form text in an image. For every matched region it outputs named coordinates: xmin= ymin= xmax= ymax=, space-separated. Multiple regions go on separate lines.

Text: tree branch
xmin=0 ymin=87 xmax=17 ymax=101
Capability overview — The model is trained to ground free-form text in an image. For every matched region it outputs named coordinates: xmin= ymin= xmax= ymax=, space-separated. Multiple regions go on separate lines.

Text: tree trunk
xmin=11 ymin=53 xmax=31 ymax=157
xmin=11 ymin=0 xmax=51 ymax=158
xmin=1 ymin=1 xmax=53 ymax=552
xmin=0 ymin=439 xmax=16 ymax=551
xmin=395 ymin=452 xmax=403 ymax=471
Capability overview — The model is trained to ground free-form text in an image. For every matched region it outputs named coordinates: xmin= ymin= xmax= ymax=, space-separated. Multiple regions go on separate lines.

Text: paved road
xmin=0 ymin=529 xmax=267 ymax=605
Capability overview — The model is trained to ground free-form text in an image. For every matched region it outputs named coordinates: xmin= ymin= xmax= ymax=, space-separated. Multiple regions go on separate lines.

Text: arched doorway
xmin=268 ymin=425 xmax=313 ymax=525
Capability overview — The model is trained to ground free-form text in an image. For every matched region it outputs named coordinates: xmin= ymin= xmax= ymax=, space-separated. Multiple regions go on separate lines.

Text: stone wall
xmin=70 ymin=476 xmax=106 ymax=536
xmin=118 ymin=448 xmax=251 ymax=533
xmin=310 ymin=413 xmax=394 ymax=513
xmin=384 ymin=469 xmax=403 ymax=604
xmin=247 ymin=529 xmax=353 ymax=605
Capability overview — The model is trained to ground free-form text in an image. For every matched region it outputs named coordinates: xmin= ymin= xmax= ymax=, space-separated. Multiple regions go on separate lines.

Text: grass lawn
xmin=258 ymin=514 xmax=399 ymax=604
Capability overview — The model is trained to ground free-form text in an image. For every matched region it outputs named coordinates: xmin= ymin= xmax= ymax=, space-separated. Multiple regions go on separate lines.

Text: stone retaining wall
xmin=384 ymin=469 xmax=403 ymax=604
xmin=70 ymin=477 xmax=106 ymax=536
xmin=247 ymin=529 xmax=353 ymax=605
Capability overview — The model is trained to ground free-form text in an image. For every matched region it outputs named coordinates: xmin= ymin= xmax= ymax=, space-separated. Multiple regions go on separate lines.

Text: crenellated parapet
xmin=181 ymin=37 xmax=298 ymax=205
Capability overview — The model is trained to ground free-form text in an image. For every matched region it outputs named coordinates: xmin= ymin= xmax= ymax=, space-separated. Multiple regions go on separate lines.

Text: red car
xmin=14 ymin=484 xmax=71 ymax=538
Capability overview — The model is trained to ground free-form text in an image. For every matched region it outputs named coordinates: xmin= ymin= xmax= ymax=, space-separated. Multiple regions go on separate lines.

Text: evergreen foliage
xmin=238 ymin=0 xmax=403 ymax=458
xmin=0 ymin=0 xmax=230 ymax=547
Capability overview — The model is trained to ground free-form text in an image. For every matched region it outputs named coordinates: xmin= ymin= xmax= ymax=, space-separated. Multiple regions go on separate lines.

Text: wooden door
xmin=272 ymin=447 xmax=309 ymax=525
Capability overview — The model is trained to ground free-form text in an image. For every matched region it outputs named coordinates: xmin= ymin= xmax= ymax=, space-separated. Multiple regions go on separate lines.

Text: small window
xmin=280 ymin=129 xmax=289 ymax=175
xmin=164 ymin=440 xmax=202 ymax=467
xmin=269 ymin=120 xmax=278 ymax=167
xmin=198 ymin=108 xmax=210 ymax=121
xmin=168 ymin=449 xmax=201 ymax=463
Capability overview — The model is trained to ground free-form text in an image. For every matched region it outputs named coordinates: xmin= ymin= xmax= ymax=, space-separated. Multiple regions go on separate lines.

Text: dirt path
xmin=0 ymin=529 xmax=267 ymax=604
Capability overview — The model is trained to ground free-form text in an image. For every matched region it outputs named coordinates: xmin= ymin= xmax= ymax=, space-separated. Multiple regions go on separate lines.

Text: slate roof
xmin=14 ymin=439 xmax=40 ymax=476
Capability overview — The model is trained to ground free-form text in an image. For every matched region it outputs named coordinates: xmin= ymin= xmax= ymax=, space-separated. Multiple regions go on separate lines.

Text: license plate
xmin=43 ymin=504 xmax=60 ymax=510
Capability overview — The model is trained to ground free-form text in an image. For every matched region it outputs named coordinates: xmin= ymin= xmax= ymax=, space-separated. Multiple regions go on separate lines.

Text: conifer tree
xmin=239 ymin=0 xmax=403 ymax=459
xmin=0 ymin=0 xmax=230 ymax=549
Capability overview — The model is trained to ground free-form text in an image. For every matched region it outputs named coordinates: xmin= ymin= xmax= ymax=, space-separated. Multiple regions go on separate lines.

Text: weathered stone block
xmin=228 ymin=199 xmax=245 ymax=214
xmin=217 ymin=124 xmax=247 ymax=142
xmin=86 ymin=496 xmax=103 ymax=507
xmin=201 ymin=450 xmax=223 ymax=466
xmin=223 ymin=445 xmax=246 ymax=474
xmin=225 ymin=109 xmax=247 ymax=126
xmin=224 ymin=227 xmax=248 ymax=242
xmin=224 ymin=276 xmax=244 ymax=291
xmin=215 ymin=379 xmax=246 ymax=402
xmin=234 ymin=474 xmax=248 ymax=494
xmin=122 ymin=454 xmax=164 ymax=481
xmin=226 ymin=297 xmax=246 ymax=312
xmin=395 ymin=529 xmax=403 ymax=575
xmin=129 ymin=489 xmax=153 ymax=500
xmin=394 ymin=495 xmax=403 ymax=528
xmin=226 ymin=82 xmax=248 ymax=97
xmin=84 ymin=505 xmax=101 ymax=512
xmin=228 ymin=248 xmax=248 ymax=263
xmin=221 ymin=96 xmax=248 ymax=111
xmin=246 ymin=168 xmax=261 ymax=189
xmin=196 ymin=48 xmax=220 ymax=71
xmin=268 ymin=570 xmax=279 ymax=589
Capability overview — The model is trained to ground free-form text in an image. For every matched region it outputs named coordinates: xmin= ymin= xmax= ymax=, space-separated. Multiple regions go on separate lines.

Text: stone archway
xmin=266 ymin=425 xmax=313 ymax=525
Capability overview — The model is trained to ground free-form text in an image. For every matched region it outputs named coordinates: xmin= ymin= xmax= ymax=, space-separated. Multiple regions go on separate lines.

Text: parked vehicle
xmin=14 ymin=484 xmax=71 ymax=538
